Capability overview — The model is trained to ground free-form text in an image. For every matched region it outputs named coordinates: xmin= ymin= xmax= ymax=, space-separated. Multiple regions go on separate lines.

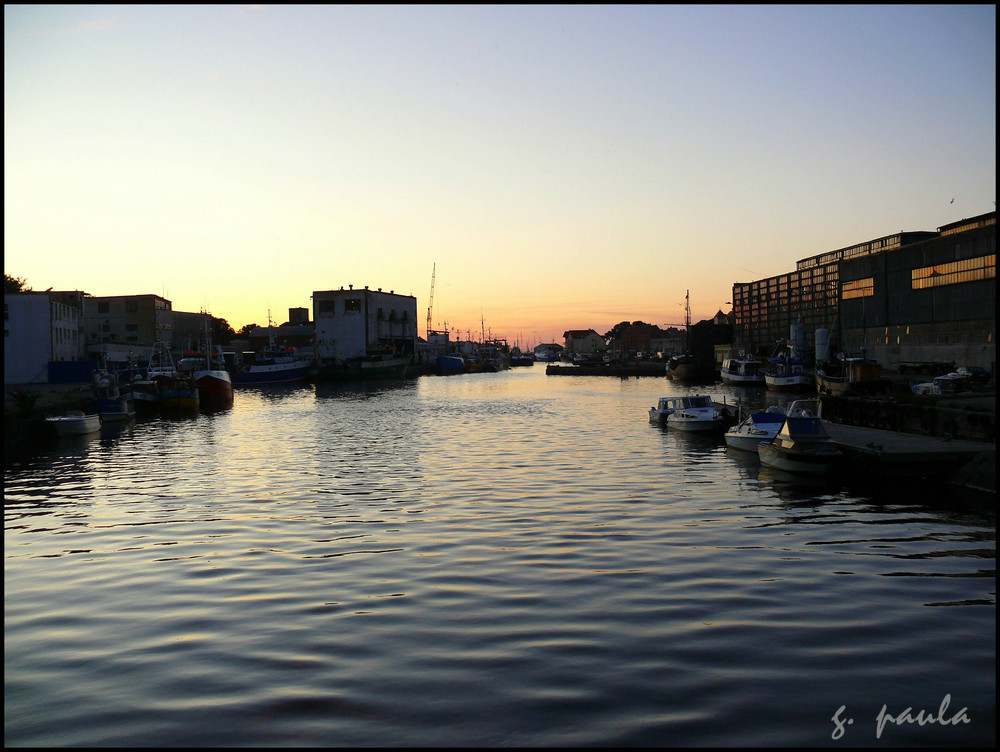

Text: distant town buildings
xmin=4 ymin=210 xmax=995 ymax=384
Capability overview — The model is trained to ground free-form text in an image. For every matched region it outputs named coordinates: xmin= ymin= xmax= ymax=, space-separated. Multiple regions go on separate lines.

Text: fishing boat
xmin=509 ymin=348 xmax=535 ymax=367
xmin=179 ymin=320 xmax=234 ymax=409
xmin=757 ymin=400 xmax=842 ymax=474
xmin=151 ymin=344 xmax=199 ymax=414
xmin=315 ymin=350 xmax=411 ymax=381
xmin=764 ymin=341 xmax=814 ymax=392
xmin=720 ymin=353 xmax=765 ymax=387
xmin=91 ymin=367 xmax=135 ymax=422
xmin=815 ymin=353 xmax=886 ymax=396
xmin=532 ymin=343 xmax=563 ymax=362
xmin=724 ymin=405 xmax=786 ymax=451
xmin=46 ymin=410 xmax=101 ymax=436
xmin=232 ymin=320 xmax=313 ymax=386
xmin=436 ymin=354 xmax=467 ymax=375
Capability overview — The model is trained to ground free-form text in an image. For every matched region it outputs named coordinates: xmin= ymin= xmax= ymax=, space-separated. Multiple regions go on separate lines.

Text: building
xmin=563 ymin=329 xmax=607 ymax=357
xmin=732 ymin=213 xmax=994 ymax=372
xmin=83 ymin=294 xmax=174 ymax=358
xmin=5 ymin=292 xmax=85 ymax=384
xmin=838 ymin=212 xmax=995 ymax=372
xmin=312 ymin=285 xmax=417 ymax=361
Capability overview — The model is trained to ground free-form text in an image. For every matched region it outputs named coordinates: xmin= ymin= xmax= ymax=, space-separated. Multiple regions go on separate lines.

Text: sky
xmin=5 ymin=5 xmax=996 ymax=344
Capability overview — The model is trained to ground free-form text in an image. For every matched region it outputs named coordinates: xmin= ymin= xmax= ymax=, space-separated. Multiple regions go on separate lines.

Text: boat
xmin=665 ymin=353 xmax=703 ymax=382
xmin=179 ymin=320 xmax=234 ymax=409
xmin=720 ymin=353 xmax=765 ymax=387
xmin=648 ymin=396 xmax=678 ymax=423
xmin=231 ymin=321 xmax=313 ymax=385
xmin=815 ymin=353 xmax=887 ymax=396
xmin=148 ymin=344 xmax=199 ymax=414
xmin=649 ymin=394 xmax=725 ymax=432
xmin=315 ymin=351 xmax=411 ymax=381
xmin=724 ymin=405 xmax=786 ymax=451
xmin=533 ymin=343 xmax=563 ymax=362
xmin=436 ymin=354 xmax=467 ymax=375
xmin=91 ymin=367 xmax=135 ymax=422
xmin=46 ymin=410 xmax=101 ymax=436
xmin=667 ymin=394 xmax=726 ymax=432
xmin=764 ymin=341 xmax=814 ymax=392
xmin=757 ymin=400 xmax=843 ymax=474
xmin=509 ymin=348 xmax=535 ymax=367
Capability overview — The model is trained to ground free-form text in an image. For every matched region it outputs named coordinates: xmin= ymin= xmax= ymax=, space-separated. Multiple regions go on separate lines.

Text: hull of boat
xmin=725 ymin=434 xmax=769 ymax=452
xmin=765 ymin=374 xmax=814 ymax=392
xmin=436 ymin=355 xmax=467 ymax=375
xmin=195 ymin=370 xmax=234 ymax=408
xmin=721 ymin=373 xmax=765 ymax=386
xmin=758 ymin=442 xmax=841 ymax=474
xmin=315 ymin=356 xmax=410 ymax=381
xmin=231 ymin=362 xmax=311 ymax=385
xmin=98 ymin=397 xmax=136 ymax=422
xmin=47 ymin=414 xmax=101 ymax=436
xmin=667 ymin=417 xmax=724 ymax=432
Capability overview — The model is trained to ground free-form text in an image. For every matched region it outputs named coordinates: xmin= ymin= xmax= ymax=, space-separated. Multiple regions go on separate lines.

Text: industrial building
xmin=312 ymin=285 xmax=417 ymax=362
xmin=732 ymin=211 xmax=995 ymax=374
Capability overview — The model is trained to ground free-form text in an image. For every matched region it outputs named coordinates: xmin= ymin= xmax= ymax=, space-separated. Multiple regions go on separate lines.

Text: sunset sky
xmin=5 ymin=5 xmax=996 ymax=344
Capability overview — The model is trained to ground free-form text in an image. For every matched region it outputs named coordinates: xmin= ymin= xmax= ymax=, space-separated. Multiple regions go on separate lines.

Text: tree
xmin=237 ymin=323 xmax=259 ymax=337
xmin=4 ymin=274 xmax=32 ymax=293
xmin=210 ymin=316 xmax=236 ymax=345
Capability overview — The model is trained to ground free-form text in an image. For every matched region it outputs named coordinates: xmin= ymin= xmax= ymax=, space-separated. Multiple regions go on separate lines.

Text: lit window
xmin=912 ymin=254 xmax=995 ymax=289
xmin=842 ymin=278 xmax=874 ymax=299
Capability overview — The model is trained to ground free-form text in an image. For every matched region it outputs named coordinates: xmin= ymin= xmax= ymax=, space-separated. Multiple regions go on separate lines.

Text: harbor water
xmin=5 ymin=367 xmax=995 ymax=746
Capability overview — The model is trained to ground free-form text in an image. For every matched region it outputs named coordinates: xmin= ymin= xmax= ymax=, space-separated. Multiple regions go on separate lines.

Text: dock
xmin=822 ymin=419 xmax=994 ymax=484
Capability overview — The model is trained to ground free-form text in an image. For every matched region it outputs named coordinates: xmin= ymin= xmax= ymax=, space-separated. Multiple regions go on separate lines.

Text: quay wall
xmin=820 ymin=394 xmax=996 ymax=443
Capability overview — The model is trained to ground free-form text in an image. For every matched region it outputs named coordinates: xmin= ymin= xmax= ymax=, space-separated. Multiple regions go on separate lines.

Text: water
xmin=5 ymin=368 xmax=995 ymax=746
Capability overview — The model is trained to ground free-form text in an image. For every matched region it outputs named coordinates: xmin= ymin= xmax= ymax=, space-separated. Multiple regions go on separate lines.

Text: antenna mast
xmin=426 ymin=263 xmax=436 ymax=338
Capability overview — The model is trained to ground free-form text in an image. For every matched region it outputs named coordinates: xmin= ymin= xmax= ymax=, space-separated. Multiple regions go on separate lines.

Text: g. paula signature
xmin=831 ymin=694 xmax=971 ymax=740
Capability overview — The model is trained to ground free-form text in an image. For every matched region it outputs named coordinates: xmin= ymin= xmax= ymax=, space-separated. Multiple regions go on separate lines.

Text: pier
xmin=823 ymin=420 xmax=994 ymax=487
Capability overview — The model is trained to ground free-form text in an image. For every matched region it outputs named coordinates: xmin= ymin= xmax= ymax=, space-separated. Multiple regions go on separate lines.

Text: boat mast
xmin=685 ymin=289 xmax=691 ymax=352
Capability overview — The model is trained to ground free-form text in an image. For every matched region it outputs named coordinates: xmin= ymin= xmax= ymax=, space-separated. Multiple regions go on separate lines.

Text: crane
xmin=426 ymin=263 xmax=436 ymax=339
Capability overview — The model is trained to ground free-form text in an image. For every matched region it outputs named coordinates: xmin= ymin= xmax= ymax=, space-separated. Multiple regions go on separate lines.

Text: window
xmin=318 ymin=300 xmax=336 ymax=314
xmin=912 ymin=254 xmax=995 ymax=290
xmin=345 ymin=298 xmax=362 ymax=312
xmin=126 ymin=300 xmax=138 ymax=313
xmin=842 ymin=278 xmax=874 ymax=299
xmin=98 ymin=301 xmax=110 ymax=313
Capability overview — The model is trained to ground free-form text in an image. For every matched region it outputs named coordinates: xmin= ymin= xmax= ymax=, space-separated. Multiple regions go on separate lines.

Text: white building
xmin=5 ymin=292 xmax=85 ymax=384
xmin=312 ymin=286 xmax=417 ymax=361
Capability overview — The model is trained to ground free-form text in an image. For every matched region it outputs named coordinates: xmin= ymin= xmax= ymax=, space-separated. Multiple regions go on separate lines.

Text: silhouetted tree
xmin=4 ymin=274 xmax=32 ymax=293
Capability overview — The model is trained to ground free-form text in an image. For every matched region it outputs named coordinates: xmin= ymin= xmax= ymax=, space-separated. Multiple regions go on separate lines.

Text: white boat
xmin=648 ymin=396 xmax=678 ymax=423
xmin=724 ymin=405 xmax=786 ymax=451
xmin=757 ymin=400 xmax=842 ymax=474
xmin=650 ymin=394 xmax=725 ymax=432
xmin=720 ymin=354 xmax=765 ymax=386
xmin=46 ymin=410 xmax=101 ymax=436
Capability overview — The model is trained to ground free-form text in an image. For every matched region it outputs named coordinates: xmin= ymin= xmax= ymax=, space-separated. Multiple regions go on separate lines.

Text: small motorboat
xmin=46 ymin=410 xmax=101 ymax=436
xmin=667 ymin=395 xmax=725 ymax=432
xmin=757 ymin=400 xmax=842 ymax=474
xmin=724 ymin=405 xmax=786 ymax=451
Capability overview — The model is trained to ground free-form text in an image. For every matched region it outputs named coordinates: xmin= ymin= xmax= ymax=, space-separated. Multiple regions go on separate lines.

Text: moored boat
xmin=757 ymin=400 xmax=842 ymax=474
xmin=724 ymin=405 xmax=786 ymax=451
xmin=436 ymin=354 xmax=467 ymax=375
xmin=179 ymin=321 xmax=234 ymax=409
xmin=815 ymin=353 xmax=886 ymax=396
xmin=315 ymin=351 xmax=410 ymax=381
xmin=667 ymin=394 xmax=726 ymax=432
xmin=720 ymin=353 xmax=765 ymax=387
xmin=648 ymin=396 xmax=678 ymax=423
xmin=764 ymin=342 xmax=814 ymax=393
xmin=91 ymin=367 xmax=136 ymax=422
xmin=232 ymin=315 xmax=313 ymax=385
xmin=46 ymin=410 xmax=101 ymax=436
